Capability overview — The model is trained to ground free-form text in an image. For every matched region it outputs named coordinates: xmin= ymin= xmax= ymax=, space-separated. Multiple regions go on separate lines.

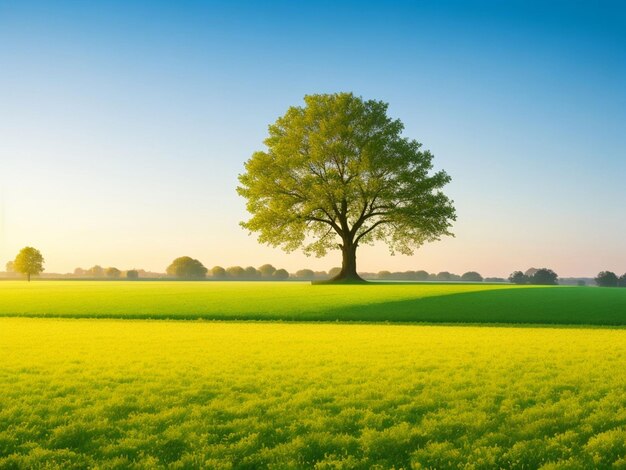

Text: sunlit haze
xmin=1 ymin=1 xmax=624 ymax=277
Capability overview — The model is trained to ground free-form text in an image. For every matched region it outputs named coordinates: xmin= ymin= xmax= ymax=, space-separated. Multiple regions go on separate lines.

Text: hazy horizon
xmin=1 ymin=1 xmax=625 ymax=278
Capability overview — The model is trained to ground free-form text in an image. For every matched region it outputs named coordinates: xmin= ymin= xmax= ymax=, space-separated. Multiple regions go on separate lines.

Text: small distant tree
xmin=226 ymin=266 xmax=245 ymax=279
xmin=619 ymin=274 xmax=626 ymax=288
xmin=377 ymin=270 xmax=392 ymax=280
xmin=295 ymin=269 xmax=315 ymax=280
xmin=5 ymin=261 xmax=14 ymax=273
xmin=244 ymin=266 xmax=261 ymax=280
xmin=87 ymin=265 xmax=104 ymax=277
xmin=126 ymin=269 xmax=139 ymax=280
xmin=577 ymin=280 xmax=586 ymax=287
xmin=595 ymin=271 xmax=618 ymax=287
xmin=436 ymin=271 xmax=452 ymax=281
xmin=166 ymin=257 xmax=207 ymax=279
xmin=13 ymin=247 xmax=45 ymax=282
xmin=73 ymin=267 xmax=85 ymax=276
xmin=273 ymin=268 xmax=289 ymax=280
xmin=530 ymin=268 xmax=558 ymax=285
xmin=509 ymin=271 xmax=528 ymax=285
xmin=106 ymin=267 xmax=121 ymax=279
xmin=211 ymin=266 xmax=226 ymax=279
xmin=258 ymin=264 xmax=276 ymax=279
xmin=415 ymin=270 xmax=429 ymax=281
xmin=461 ymin=271 xmax=483 ymax=282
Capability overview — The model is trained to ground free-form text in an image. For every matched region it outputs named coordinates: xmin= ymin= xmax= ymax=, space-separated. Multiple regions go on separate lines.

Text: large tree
xmin=13 ymin=246 xmax=45 ymax=281
xmin=238 ymin=93 xmax=456 ymax=282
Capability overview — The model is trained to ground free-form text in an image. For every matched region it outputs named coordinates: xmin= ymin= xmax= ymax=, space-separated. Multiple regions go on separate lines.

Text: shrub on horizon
xmin=461 ymin=271 xmax=483 ymax=282
xmin=166 ymin=257 xmax=208 ymax=279
xmin=525 ymin=267 xmax=539 ymax=277
xmin=258 ymin=264 xmax=276 ymax=279
xmin=295 ymin=269 xmax=315 ymax=280
xmin=244 ymin=266 xmax=261 ymax=280
xmin=126 ymin=269 xmax=139 ymax=280
xmin=595 ymin=271 xmax=619 ymax=287
xmin=273 ymin=268 xmax=289 ymax=280
xmin=87 ymin=265 xmax=104 ymax=278
xmin=211 ymin=266 xmax=226 ymax=279
xmin=530 ymin=268 xmax=558 ymax=285
xmin=226 ymin=266 xmax=245 ymax=279
xmin=105 ymin=267 xmax=121 ymax=279
xmin=509 ymin=271 xmax=528 ymax=285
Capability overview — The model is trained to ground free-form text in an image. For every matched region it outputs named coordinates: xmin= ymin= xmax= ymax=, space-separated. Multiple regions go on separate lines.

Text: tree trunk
xmin=331 ymin=242 xmax=365 ymax=283
xmin=27 ymin=272 xmax=31 ymax=282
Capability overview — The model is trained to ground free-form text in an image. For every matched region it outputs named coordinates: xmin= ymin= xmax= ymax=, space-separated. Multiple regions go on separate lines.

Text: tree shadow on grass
xmin=318 ymin=287 xmax=626 ymax=326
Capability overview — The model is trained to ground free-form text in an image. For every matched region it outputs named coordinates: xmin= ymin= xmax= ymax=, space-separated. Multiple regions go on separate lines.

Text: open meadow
xmin=3 ymin=1 xmax=624 ymax=468
xmin=1 ymin=281 xmax=626 ymax=325
xmin=1 ymin=318 xmax=625 ymax=468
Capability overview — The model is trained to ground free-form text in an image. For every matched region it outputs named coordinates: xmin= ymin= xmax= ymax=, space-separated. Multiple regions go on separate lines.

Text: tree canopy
xmin=13 ymin=247 xmax=44 ymax=281
xmin=595 ymin=271 xmax=618 ymax=287
xmin=238 ymin=93 xmax=456 ymax=281
xmin=166 ymin=257 xmax=207 ymax=279
xmin=295 ymin=269 xmax=315 ymax=280
xmin=461 ymin=271 xmax=484 ymax=282
xmin=509 ymin=268 xmax=558 ymax=285
xmin=258 ymin=264 xmax=277 ymax=279
xmin=509 ymin=271 xmax=528 ymax=285
xmin=106 ymin=267 xmax=121 ymax=278
xmin=87 ymin=265 xmax=104 ymax=277
xmin=531 ymin=268 xmax=558 ymax=285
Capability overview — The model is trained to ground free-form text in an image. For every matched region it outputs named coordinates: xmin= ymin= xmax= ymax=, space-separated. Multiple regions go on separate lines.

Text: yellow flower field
xmin=1 ymin=319 xmax=624 ymax=468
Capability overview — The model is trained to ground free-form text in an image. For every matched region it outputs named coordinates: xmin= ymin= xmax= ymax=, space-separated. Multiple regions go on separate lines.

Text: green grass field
xmin=1 ymin=282 xmax=624 ymax=468
xmin=1 ymin=281 xmax=626 ymax=325
xmin=1 ymin=319 xmax=624 ymax=469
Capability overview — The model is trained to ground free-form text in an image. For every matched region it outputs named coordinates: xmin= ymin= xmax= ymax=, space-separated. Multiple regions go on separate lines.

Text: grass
xmin=1 ymin=281 xmax=626 ymax=325
xmin=0 ymin=318 xmax=624 ymax=468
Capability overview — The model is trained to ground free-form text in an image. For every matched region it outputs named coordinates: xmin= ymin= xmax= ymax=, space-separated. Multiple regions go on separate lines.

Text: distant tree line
xmin=508 ymin=268 xmax=559 ymax=285
xmin=163 ymin=257 xmax=495 ymax=282
xmin=72 ymin=266 xmax=144 ymax=279
xmin=0 ymin=248 xmax=505 ymax=283
xmin=371 ymin=270 xmax=487 ymax=282
xmin=3 ymin=246 xmax=609 ymax=286
xmin=595 ymin=271 xmax=626 ymax=287
xmin=164 ymin=257 xmax=326 ymax=281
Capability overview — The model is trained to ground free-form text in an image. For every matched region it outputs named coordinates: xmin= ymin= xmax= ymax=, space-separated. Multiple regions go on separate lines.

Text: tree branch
xmin=355 ymin=219 xmax=391 ymax=244
xmin=305 ymin=215 xmax=343 ymax=236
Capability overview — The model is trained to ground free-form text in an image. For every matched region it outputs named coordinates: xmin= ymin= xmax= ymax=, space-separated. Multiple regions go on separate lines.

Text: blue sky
xmin=1 ymin=0 xmax=624 ymax=276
